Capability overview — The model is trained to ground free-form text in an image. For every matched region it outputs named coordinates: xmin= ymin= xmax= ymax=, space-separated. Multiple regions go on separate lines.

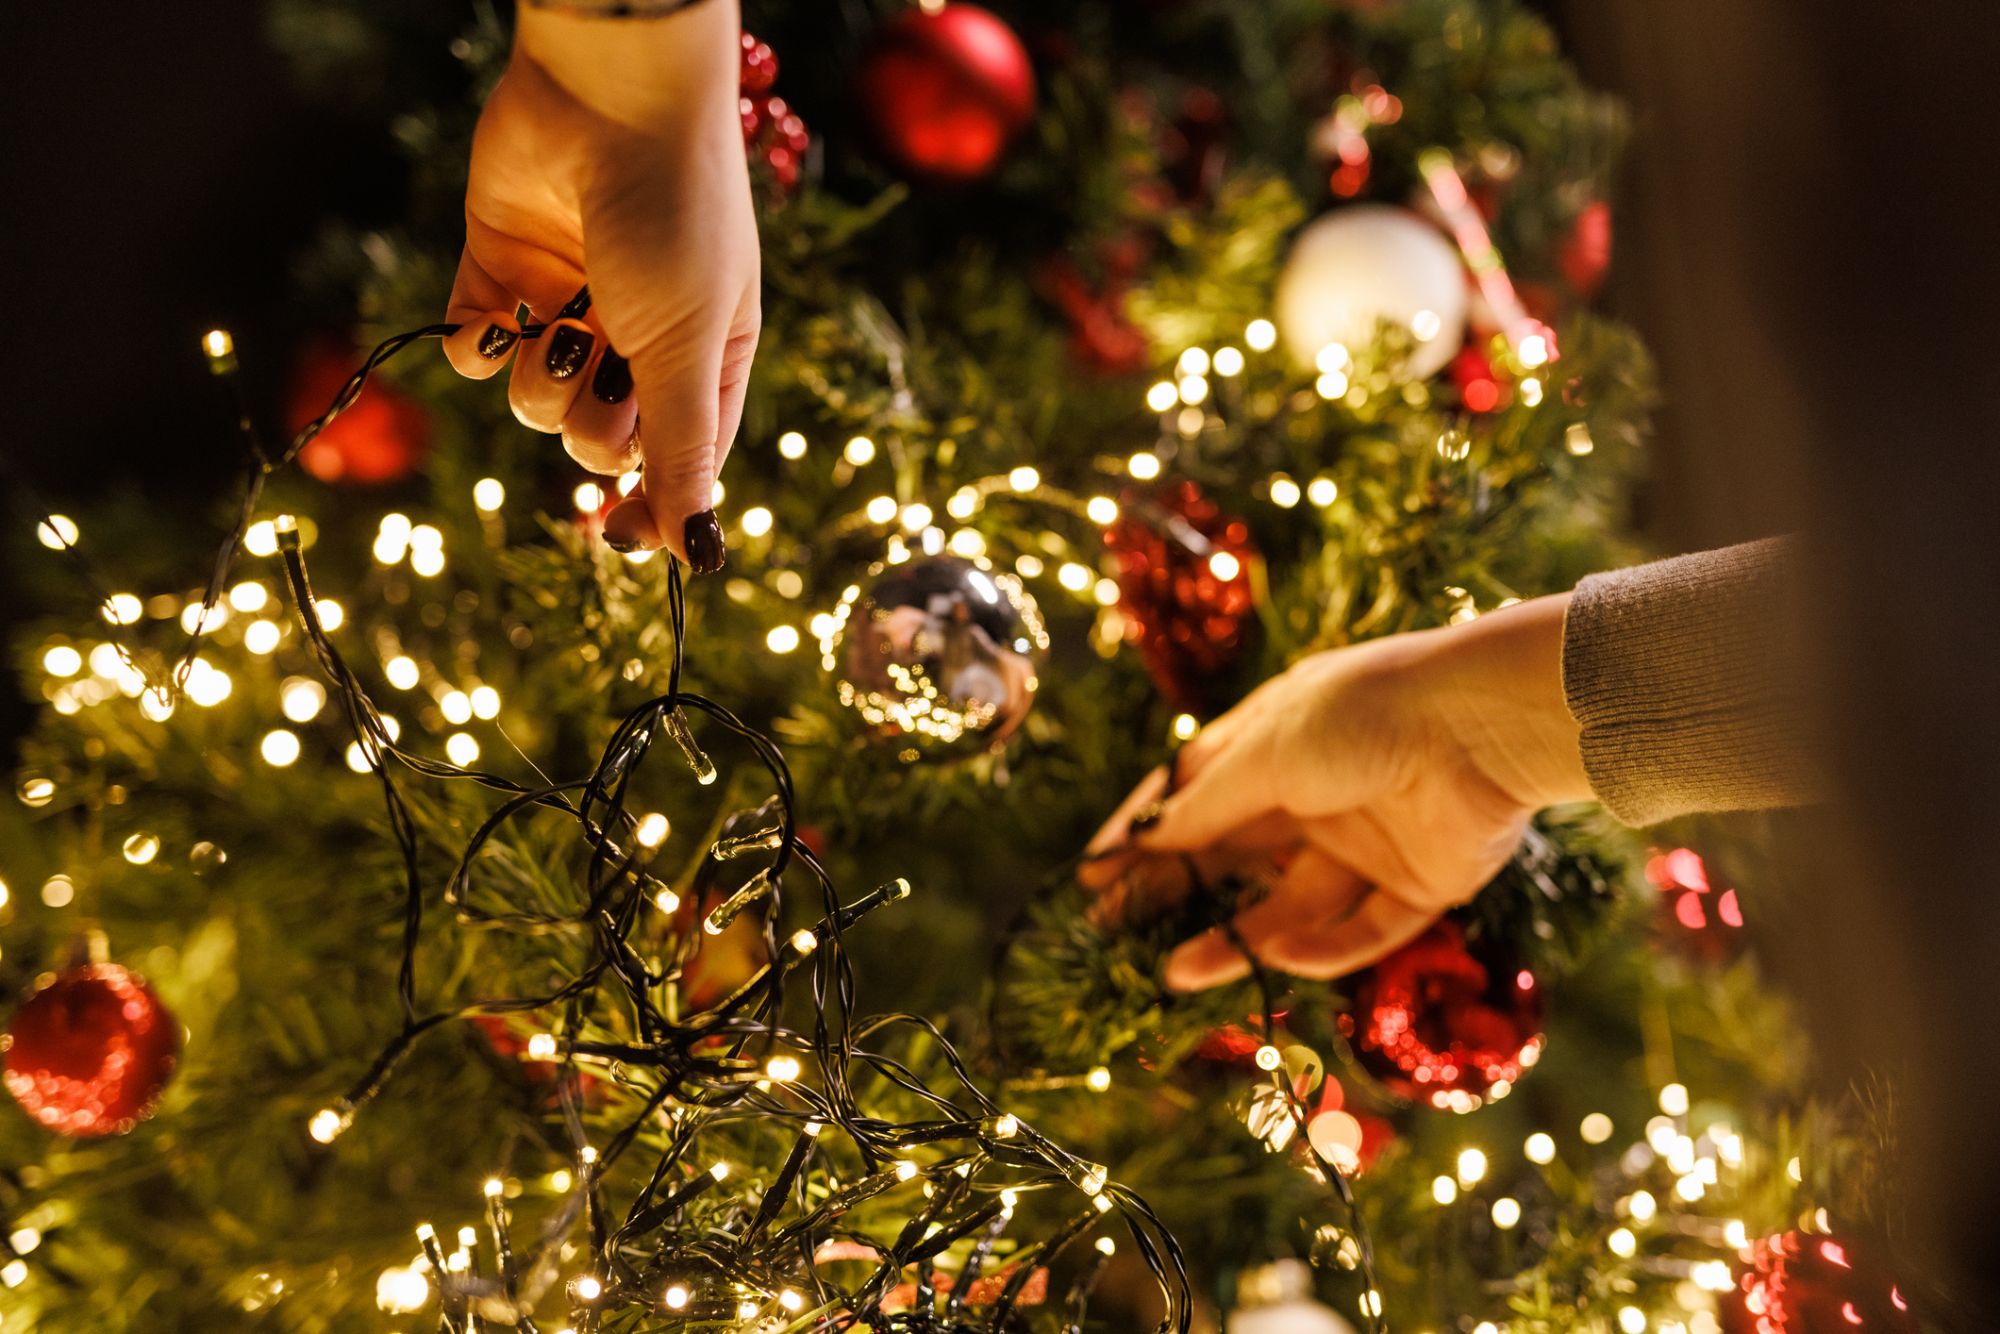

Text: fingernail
xmin=1129 ymin=802 xmax=1166 ymax=835
xmin=477 ymin=323 xmax=519 ymax=359
xmin=683 ymin=510 xmax=726 ymax=575
xmin=546 ymin=324 xmax=594 ymax=380
xmin=591 ymin=350 xmax=632 ymax=404
xmin=603 ymin=501 xmax=660 ymax=553
xmin=557 ymin=286 xmax=593 ymax=321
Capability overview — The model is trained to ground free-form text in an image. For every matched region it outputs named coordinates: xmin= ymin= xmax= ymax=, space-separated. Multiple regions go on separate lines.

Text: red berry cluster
xmin=740 ymin=32 xmax=810 ymax=192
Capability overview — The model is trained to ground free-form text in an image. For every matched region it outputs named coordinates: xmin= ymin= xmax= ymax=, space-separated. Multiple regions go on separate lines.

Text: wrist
xmin=1417 ymin=593 xmax=1594 ymax=810
xmin=517 ymin=0 xmax=740 ymax=132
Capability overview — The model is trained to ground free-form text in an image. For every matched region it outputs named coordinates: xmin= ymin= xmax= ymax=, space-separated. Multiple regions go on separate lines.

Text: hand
xmin=441 ymin=1 xmax=759 ymax=571
xmin=1079 ymin=595 xmax=1592 ymax=991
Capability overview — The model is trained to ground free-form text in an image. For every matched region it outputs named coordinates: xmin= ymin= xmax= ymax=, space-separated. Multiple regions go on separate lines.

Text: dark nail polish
xmin=604 ymin=530 xmax=645 ymax=554
xmin=1129 ymin=802 xmax=1166 ymax=835
xmin=592 ymin=351 xmax=632 ymax=404
xmin=557 ymin=286 xmax=593 ymax=321
xmin=546 ymin=325 xmax=594 ymax=380
xmin=683 ymin=510 xmax=726 ymax=575
xmin=477 ymin=324 xmax=518 ymax=359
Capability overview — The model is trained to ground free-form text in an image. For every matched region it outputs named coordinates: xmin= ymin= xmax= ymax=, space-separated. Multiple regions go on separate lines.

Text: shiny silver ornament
xmin=819 ymin=555 xmax=1048 ymax=754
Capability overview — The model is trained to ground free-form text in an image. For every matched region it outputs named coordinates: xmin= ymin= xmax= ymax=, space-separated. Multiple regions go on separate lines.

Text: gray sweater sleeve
xmin=1560 ymin=538 xmax=1821 ymax=825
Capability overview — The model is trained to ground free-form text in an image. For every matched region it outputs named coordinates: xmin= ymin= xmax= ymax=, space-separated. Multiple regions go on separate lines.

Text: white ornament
xmin=1227 ymin=1260 xmax=1358 ymax=1334
xmin=1273 ymin=204 xmax=1467 ymax=380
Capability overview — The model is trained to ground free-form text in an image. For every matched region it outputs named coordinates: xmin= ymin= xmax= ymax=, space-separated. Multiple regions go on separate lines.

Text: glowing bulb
xmin=946 ymin=487 xmax=980 ymax=519
xmin=1128 ymin=451 xmax=1161 ymax=480
xmin=261 ymin=730 xmax=301 ymax=767
xmin=1213 ymin=346 xmax=1245 ymax=377
xmin=1095 ymin=1236 xmax=1117 ymax=1257
xmin=739 ymin=505 xmax=774 ymax=538
xmin=1524 ymin=1132 xmax=1556 ymax=1164
xmin=1456 ymin=1148 xmax=1488 ymax=1187
xmin=1608 ymin=1227 xmax=1637 ymax=1258
xmin=635 ymin=812 xmax=670 ymax=848
xmin=1086 ymin=495 xmax=1119 ymax=525
xmin=1306 ymin=476 xmax=1338 ymax=507
xmin=37 ymin=514 xmax=80 ymax=549
xmin=1316 ymin=371 xmax=1350 ymax=400
xmin=1580 ymin=1112 xmax=1614 ymax=1144
xmin=410 ymin=546 xmax=446 ymax=578
xmin=375 ymin=1265 xmax=429 ymax=1314
xmin=866 ymin=495 xmax=898 ymax=525
xmin=844 ymin=436 xmax=876 ymax=466
xmin=316 ymin=600 xmax=344 ymax=631
xmin=123 ymin=833 xmax=161 ymax=865
xmin=779 ymin=1290 xmax=804 ymax=1313
xmin=203 ymin=328 xmax=235 ymax=360
xmin=1659 ymin=1083 xmax=1690 ymax=1116
xmin=1177 ymin=375 xmax=1208 ymax=406
xmin=43 ymin=645 xmax=82 ymax=677
xmin=1627 ymin=1190 xmax=1657 ymax=1222
xmin=244 ymin=521 xmax=279 ymax=557
xmin=1565 ymin=422 xmax=1596 ymax=456
xmin=664 ymin=1285 xmax=689 ymax=1310
xmin=1411 ymin=309 xmax=1443 ymax=342
xmin=3 ymin=1260 xmax=28 ymax=1289
xmin=383 ymin=655 xmax=420 ymax=690
xmin=41 ymin=875 xmax=74 ymax=908
xmin=1058 ymin=562 xmax=1093 ymax=593
xmin=1491 ymin=1197 xmax=1521 ymax=1229
xmin=281 ymin=678 xmax=326 ymax=722
xmin=1008 ymin=466 xmax=1040 ymax=492
xmin=574 ymin=482 xmax=605 ymax=512
xmin=778 ymin=430 xmax=808 ymax=459
xmin=7 ymin=1228 xmax=38 ymax=1255
xmin=469 ymin=477 xmax=506 ymax=513
xmin=527 ymin=1034 xmax=559 ymax=1060
xmin=766 ymin=625 xmax=800 ymax=654
xmin=445 ymin=733 xmax=480 ymax=766
xmin=1208 ymin=551 xmax=1241 ymax=581
xmin=1618 ymin=1307 xmax=1648 ymax=1334
xmin=990 ymin=1113 xmax=1019 ymax=1139
xmin=1086 ymin=1066 xmax=1112 ymax=1092
xmin=1432 ymin=1176 xmax=1458 ymax=1205
xmin=893 ymin=1160 xmax=920 ymax=1182
xmin=229 ymin=581 xmax=269 ymax=613
xmin=440 ymin=691 xmax=473 ymax=725
xmin=574 ymin=1275 xmax=603 ymax=1302
xmin=653 ymin=888 xmax=681 ymax=915
xmin=1519 ymin=332 xmax=1550 ymax=368
xmin=102 ymin=593 xmax=143 ymax=626
xmin=766 ymin=1055 xmax=802 ymax=1082
xmin=1176 ymin=347 xmax=1210 ymax=377
xmin=1245 ymin=319 xmax=1277 ymax=352
xmin=1269 ymin=475 xmax=1301 ymax=508
xmin=901 ymin=503 xmax=933 ymax=531
xmin=308 ymin=1107 xmax=346 ymax=1144
xmin=1094 ymin=577 xmax=1120 ymax=607
xmin=738 ymin=1301 xmax=761 ymax=1320
xmin=470 ymin=686 xmax=501 ymax=719
xmin=1145 ymin=381 xmax=1179 ymax=413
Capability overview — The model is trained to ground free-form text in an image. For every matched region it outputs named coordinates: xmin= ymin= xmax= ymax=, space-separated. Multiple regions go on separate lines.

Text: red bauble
xmin=1103 ymin=481 xmax=1260 ymax=716
xmin=289 ymin=337 xmax=431 ymax=485
xmin=856 ymin=4 xmax=1036 ymax=182
xmin=1720 ymin=1232 xmax=1916 ymax=1333
xmin=739 ymin=32 xmax=811 ymax=194
xmin=1559 ymin=200 xmax=1613 ymax=299
xmin=4 ymin=964 xmax=179 ymax=1137
xmin=1337 ymin=920 xmax=1543 ymax=1112
xmin=1449 ymin=343 xmax=1504 ymax=413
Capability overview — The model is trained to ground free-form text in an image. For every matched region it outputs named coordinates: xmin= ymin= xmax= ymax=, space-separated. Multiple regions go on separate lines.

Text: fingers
xmin=627 ymin=331 xmax=727 ymax=569
xmin=1249 ymin=891 xmax=1434 ymax=981
xmin=443 ymin=250 xmax=522 ymax=380
xmin=1163 ymin=853 xmax=1365 ymax=991
xmin=560 ymin=349 xmax=641 ymax=475
xmin=509 ymin=316 xmax=598 ymax=434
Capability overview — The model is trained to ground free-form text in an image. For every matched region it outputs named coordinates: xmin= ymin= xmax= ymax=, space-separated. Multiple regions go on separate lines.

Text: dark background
xmin=6 ymin=0 xmax=1999 ymax=1314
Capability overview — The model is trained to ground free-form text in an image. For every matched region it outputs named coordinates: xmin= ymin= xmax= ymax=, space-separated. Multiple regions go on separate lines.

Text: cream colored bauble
xmin=1227 ymin=1260 xmax=1358 ymax=1334
xmin=1274 ymin=204 xmax=1466 ymax=379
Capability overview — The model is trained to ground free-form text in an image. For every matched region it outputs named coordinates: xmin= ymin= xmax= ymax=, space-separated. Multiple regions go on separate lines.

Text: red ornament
xmin=1449 ymin=343 xmax=1504 ymax=413
xmin=1104 ymin=481 xmax=1260 ymax=716
xmin=290 ymin=337 xmax=431 ymax=485
xmin=1720 ymin=1232 xmax=1916 ymax=1333
xmin=1647 ymin=845 xmax=1747 ymax=959
xmin=856 ymin=4 xmax=1036 ymax=182
xmin=1039 ymin=257 xmax=1150 ymax=376
xmin=1337 ymin=920 xmax=1544 ymax=1112
xmin=4 ymin=963 xmax=180 ymax=1137
xmin=739 ymin=32 xmax=810 ymax=193
xmin=1559 ymin=200 xmax=1613 ymax=300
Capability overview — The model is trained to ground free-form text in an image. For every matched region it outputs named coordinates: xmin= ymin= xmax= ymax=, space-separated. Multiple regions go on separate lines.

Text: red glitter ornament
xmin=4 ymin=963 xmax=179 ymax=1137
xmin=739 ymin=32 xmax=811 ymax=193
xmin=1720 ymin=1231 xmax=1916 ymax=1334
xmin=290 ymin=337 xmax=432 ymax=484
xmin=856 ymin=4 xmax=1036 ymax=182
xmin=1337 ymin=920 xmax=1543 ymax=1113
xmin=1103 ymin=480 xmax=1260 ymax=716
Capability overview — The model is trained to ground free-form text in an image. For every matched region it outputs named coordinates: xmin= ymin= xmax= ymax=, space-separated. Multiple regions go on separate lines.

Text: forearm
xmin=517 ymin=0 xmax=739 ymax=132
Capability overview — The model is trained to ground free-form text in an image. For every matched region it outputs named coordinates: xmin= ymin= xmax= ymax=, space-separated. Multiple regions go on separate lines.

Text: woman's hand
xmin=441 ymin=1 xmax=758 ymax=571
xmin=1080 ymin=594 xmax=1593 ymax=991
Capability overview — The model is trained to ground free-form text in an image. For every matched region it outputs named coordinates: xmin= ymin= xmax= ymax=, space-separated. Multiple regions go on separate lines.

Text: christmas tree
xmin=1 ymin=2 xmax=1915 ymax=1331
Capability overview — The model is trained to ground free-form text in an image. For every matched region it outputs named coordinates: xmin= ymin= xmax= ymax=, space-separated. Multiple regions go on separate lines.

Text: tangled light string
xmin=29 ymin=314 xmax=1195 ymax=1331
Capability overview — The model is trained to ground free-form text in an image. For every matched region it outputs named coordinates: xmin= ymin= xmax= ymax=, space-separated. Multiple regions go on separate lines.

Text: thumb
xmin=442 ymin=249 xmax=521 ymax=380
xmin=604 ymin=332 xmax=725 ymax=569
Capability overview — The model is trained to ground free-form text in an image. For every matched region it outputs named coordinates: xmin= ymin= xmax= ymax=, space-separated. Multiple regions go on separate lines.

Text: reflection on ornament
xmin=1103 ymin=481 xmax=1258 ymax=716
xmin=1274 ymin=205 xmax=1467 ymax=380
xmin=1339 ymin=920 xmax=1543 ymax=1113
xmin=3 ymin=963 xmax=180 ymax=1137
xmin=821 ymin=555 xmax=1047 ymax=755
xmin=856 ymin=3 xmax=1036 ymax=182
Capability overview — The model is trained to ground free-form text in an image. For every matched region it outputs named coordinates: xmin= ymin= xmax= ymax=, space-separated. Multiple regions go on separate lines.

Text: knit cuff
xmin=1561 ymin=538 xmax=1817 ymax=826
xmin=520 ymin=0 xmax=706 ymax=15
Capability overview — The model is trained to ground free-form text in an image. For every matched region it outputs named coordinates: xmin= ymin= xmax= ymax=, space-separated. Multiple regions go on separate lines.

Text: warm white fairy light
xmin=664 ymin=1285 xmax=690 ymax=1310
xmin=41 ymin=875 xmax=74 ymax=908
xmin=123 ymin=833 xmax=161 ymax=865
xmin=1519 ymin=332 xmax=1551 ymax=368
xmin=1431 ymin=1176 xmax=1458 ymax=1205
xmin=1617 ymin=1306 xmax=1647 ymax=1334
xmin=2 ymin=1260 xmax=27 ymax=1289
xmin=1057 ymin=562 xmax=1092 ymax=593
xmin=281 ymin=678 xmax=326 ymax=723
xmin=1565 ymin=422 xmax=1596 ymax=456
xmin=411 ymin=546 xmax=446 ymax=578
xmin=1269 ymin=475 xmax=1301 ymax=508
xmin=779 ymin=1290 xmax=804 ymax=1314
xmin=438 ymin=690 xmax=473 ymax=725
xmin=712 ymin=479 xmax=726 ymax=506
xmin=949 ymin=529 xmax=987 ymax=559
xmin=1646 ymin=1116 xmax=1678 ymax=1154
xmin=141 ymin=684 xmax=175 ymax=720
xmin=89 ymin=643 xmax=122 ymax=677
xmin=789 ymin=927 xmax=817 ymax=955
xmin=766 ymin=1054 xmax=802 ymax=1082
xmin=229 ymin=581 xmax=269 ymax=613
xmin=37 ymin=513 xmax=80 ymax=549
xmin=1581 ymin=1112 xmax=1614 ymax=1144
xmin=308 ymin=1107 xmax=347 ymax=1144
xmin=1674 ymin=1173 xmax=1706 ymax=1202
xmin=1093 ymin=577 xmax=1120 ymax=607
xmin=261 ymin=730 xmax=301 ymax=767
xmin=1627 ymin=1189 xmax=1657 ymax=1222
xmin=20 ymin=776 xmax=57 ymax=807
xmin=1608 ymin=1226 xmax=1637 ymax=1258
xmin=1145 ymin=381 xmax=1178 ymax=413
xmin=1177 ymin=375 xmax=1209 ymax=406
xmin=1008 ymin=465 xmax=1040 ymax=492
xmin=635 ymin=813 xmax=670 ymax=849
xmin=1724 ymin=1219 xmax=1749 ymax=1250
xmin=1659 ymin=1083 xmax=1690 ymax=1116
xmin=101 ymin=593 xmax=142 ymax=626
xmin=445 ymin=733 xmax=480 ymax=766
xmin=766 ymin=625 xmax=801 ymax=653
xmin=317 ymin=600 xmax=344 ymax=631
xmin=894 ymin=1160 xmax=920 ymax=1182
xmin=1519 ymin=377 xmax=1544 ymax=407
xmin=1127 ymin=451 xmax=1161 ymax=480
xmin=527 ymin=1033 xmax=560 ymax=1061
xmin=573 ymin=482 xmax=605 ymax=513
xmin=1015 ymin=554 xmax=1044 ymax=578
xmin=1208 ymin=551 xmax=1241 ymax=581
xmin=1456 ymin=1147 xmax=1488 ymax=1187
xmin=1245 ymin=318 xmax=1277 ymax=351
xmin=1315 ymin=370 xmax=1351 ymax=400
xmin=1491 ymin=1197 xmax=1521 ymax=1229
xmin=1085 ymin=1065 xmax=1112 ymax=1093
xmin=181 ymin=601 xmax=227 ymax=634
xmin=844 ymin=435 xmax=876 ymax=466
xmin=8 ymin=1228 xmax=39 ymax=1255
xmin=244 ymin=520 xmax=280 ymax=557
xmin=1213 ymin=346 xmax=1245 ymax=377
xmin=376 ymin=1264 xmax=430 ymax=1313
xmin=573 ymin=1275 xmax=603 ymax=1302
xmin=778 ymin=430 xmax=808 ymax=459
xmin=42 ymin=645 xmax=82 ymax=677
xmin=865 ymin=495 xmax=898 ymax=525
xmin=470 ymin=685 xmax=501 ymax=720
xmin=470 ymin=477 xmax=506 ymax=513
xmin=345 ymin=743 xmax=373 ymax=774
xmin=1306 ymin=476 xmax=1338 ymax=507
xmin=1524 ymin=1132 xmax=1556 ymax=1164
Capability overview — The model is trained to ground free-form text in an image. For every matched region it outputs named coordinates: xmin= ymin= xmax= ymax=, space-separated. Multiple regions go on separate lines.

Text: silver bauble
xmin=820 ymin=555 xmax=1048 ymax=755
